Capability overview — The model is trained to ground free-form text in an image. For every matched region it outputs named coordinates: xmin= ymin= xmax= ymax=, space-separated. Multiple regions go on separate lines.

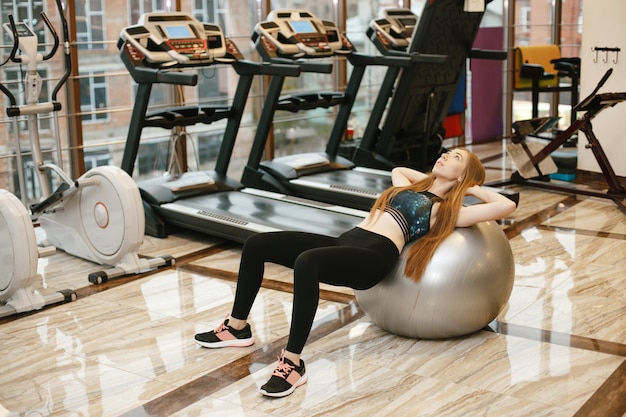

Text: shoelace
xmin=272 ymin=356 xmax=295 ymax=379
xmin=214 ymin=321 xmax=229 ymax=334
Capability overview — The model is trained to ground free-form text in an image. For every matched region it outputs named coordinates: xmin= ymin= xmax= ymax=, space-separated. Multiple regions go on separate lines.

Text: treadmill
xmin=366 ymin=8 xmax=419 ymax=53
xmin=241 ymin=5 xmax=516 ymax=212
xmin=354 ymin=0 xmax=496 ymax=171
xmin=118 ymin=12 xmax=367 ymax=242
xmin=241 ymin=9 xmax=447 ymax=211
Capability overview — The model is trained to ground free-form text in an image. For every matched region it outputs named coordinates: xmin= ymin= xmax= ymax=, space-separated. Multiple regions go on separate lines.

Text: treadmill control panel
xmin=253 ymin=9 xmax=354 ymax=59
xmin=369 ymin=8 xmax=418 ymax=53
xmin=119 ymin=12 xmax=239 ymax=66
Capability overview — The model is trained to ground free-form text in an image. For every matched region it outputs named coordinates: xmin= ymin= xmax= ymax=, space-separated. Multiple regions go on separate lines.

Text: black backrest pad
xmin=377 ymin=0 xmax=489 ymax=167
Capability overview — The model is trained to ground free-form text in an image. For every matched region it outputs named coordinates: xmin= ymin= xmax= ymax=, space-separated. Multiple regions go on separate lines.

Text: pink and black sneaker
xmin=195 ymin=318 xmax=254 ymax=348
xmin=259 ymin=350 xmax=307 ymax=397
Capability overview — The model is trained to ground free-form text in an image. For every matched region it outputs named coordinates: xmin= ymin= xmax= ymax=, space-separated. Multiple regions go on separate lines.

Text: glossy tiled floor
xmin=1 ymin=141 xmax=625 ymax=417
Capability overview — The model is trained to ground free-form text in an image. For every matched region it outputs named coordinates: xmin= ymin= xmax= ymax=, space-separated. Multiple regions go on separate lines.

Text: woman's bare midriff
xmin=356 ymin=211 xmax=407 ymax=253
xmin=356 ymin=204 xmax=439 ymax=253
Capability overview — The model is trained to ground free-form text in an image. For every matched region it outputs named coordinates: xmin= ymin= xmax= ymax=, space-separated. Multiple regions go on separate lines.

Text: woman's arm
xmin=391 ymin=167 xmax=429 ymax=187
xmin=456 ymin=185 xmax=517 ymax=227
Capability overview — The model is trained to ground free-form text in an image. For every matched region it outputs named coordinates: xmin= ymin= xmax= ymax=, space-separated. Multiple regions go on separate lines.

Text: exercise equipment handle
xmin=2 ymin=0 xmax=68 ymax=105
xmin=233 ymin=60 xmax=301 ymax=78
xmin=409 ymin=52 xmax=448 ymax=65
xmin=573 ymin=68 xmax=613 ymax=112
xmin=51 ymin=0 xmax=71 ymax=102
xmin=469 ymin=48 xmax=508 ymax=60
xmin=0 ymin=82 xmax=16 ymax=107
xmin=6 ymin=12 xmax=59 ymax=64
xmin=270 ymin=57 xmax=332 ymax=74
xmin=155 ymin=70 xmax=197 ymax=85
xmin=6 ymin=15 xmax=20 ymax=64
xmin=40 ymin=11 xmax=60 ymax=61
xmin=295 ymin=59 xmax=332 ymax=73
xmin=347 ymin=53 xmax=412 ymax=68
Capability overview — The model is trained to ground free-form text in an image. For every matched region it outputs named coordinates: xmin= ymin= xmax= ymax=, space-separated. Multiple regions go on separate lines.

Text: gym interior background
xmin=2 ymin=0 xmax=626 ymax=416
xmin=0 ymin=0 xmax=589 ymax=201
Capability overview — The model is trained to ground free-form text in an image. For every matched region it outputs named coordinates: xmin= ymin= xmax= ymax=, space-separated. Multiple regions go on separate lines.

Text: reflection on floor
xmin=1 ymin=141 xmax=625 ymax=417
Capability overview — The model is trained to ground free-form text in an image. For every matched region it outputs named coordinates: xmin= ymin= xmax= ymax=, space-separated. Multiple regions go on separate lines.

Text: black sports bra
xmin=384 ymin=190 xmax=440 ymax=243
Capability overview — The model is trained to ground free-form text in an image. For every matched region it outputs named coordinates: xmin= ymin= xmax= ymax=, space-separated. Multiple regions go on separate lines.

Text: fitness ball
xmin=354 ymin=221 xmax=515 ymax=339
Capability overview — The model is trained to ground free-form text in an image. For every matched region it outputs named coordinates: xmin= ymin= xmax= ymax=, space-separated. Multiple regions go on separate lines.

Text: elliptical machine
xmin=0 ymin=188 xmax=74 ymax=318
xmin=0 ymin=0 xmax=173 ymax=286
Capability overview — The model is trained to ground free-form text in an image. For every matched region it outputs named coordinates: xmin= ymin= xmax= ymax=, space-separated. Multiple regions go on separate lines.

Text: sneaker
xmin=195 ymin=318 xmax=254 ymax=348
xmin=259 ymin=350 xmax=307 ymax=398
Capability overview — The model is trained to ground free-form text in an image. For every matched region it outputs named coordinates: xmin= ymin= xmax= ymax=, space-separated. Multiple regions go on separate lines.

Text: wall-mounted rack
xmin=592 ymin=46 xmax=620 ymax=63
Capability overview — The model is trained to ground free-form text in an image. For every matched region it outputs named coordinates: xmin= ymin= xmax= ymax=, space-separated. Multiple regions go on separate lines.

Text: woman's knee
xmin=293 ymin=250 xmax=340 ymax=283
xmin=293 ymin=251 xmax=317 ymax=272
xmin=242 ymin=233 xmax=266 ymax=253
xmin=243 ymin=232 xmax=285 ymax=256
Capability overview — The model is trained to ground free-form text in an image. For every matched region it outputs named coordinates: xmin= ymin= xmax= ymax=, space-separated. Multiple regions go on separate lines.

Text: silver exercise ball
xmin=354 ymin=221 xmax=514 ymax=339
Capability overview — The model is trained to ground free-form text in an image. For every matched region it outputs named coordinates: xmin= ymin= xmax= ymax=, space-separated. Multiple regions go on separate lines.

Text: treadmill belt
xmin=290 ymin=169 xmax=391 ymax=197
xmin=159 ymin=190 xmax=364 ymax=242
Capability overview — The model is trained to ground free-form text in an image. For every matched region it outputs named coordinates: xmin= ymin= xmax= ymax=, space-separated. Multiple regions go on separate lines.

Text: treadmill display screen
xmin=289 ymin=20 xmax=316 ymax=34
xmin=164 ymin=25 xmax=193 ymax=39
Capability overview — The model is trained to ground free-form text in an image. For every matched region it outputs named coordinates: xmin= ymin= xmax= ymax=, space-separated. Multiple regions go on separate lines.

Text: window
xmin=0 ymin=0 xmax=411 ymax=188
xmin=1 ymin=0 xmax=44 ymax=44
xmin=80 ymin=72 xmax=109 ymax=123
xmin=193 ymin=0 xmax=217 ymax=24
xmin=137 ymin=139 xmax=171 ymax=176
xmin=17 ymin=153 xmax=57 ymax=202
xmin=129 ymin=0 xmax=172 ymax=24
xmin=197 ymin=131 xmax=223 ymax=165
xmin=512 ymin=0 xmax=584 ymax=125
xmin=520 ymin=6 xmax=531 ymax=32
xmin=75 ymin=0 xmax=105 ymax=50
xmin=84 ymin=148 xmax=113 ymax=170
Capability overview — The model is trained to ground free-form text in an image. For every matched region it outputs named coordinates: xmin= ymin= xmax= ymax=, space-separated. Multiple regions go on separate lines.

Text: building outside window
xmin=80 ymin=72 xmax=109 ymax=123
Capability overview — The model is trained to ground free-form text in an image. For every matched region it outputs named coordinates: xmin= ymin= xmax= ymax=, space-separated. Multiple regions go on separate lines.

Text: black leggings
xmin=231 ymin=227 xmax=400 ymax=354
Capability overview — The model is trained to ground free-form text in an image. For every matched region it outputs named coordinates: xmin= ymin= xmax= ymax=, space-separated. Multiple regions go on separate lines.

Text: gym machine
xmin=355 ymin=0 xmax=492 ymax=171
xmin=0 ymin=0 xmax=172 ymax=286
xmin=0 ymin=188 xmax=74 ymax=318
xmin=119 ymin=12 xmax=367 ymax=243
xmin=489 ymin=68 xmax=626 ymax=214
xmin=364 ymin=5 xmax=517 ymax=205
xmin=367 ymin=8 xmax=419 ymax=53
xmin=241 ymin=5 xmax=517 ymax=210
xmin=241 ymin=9 xmax=446 ymax=211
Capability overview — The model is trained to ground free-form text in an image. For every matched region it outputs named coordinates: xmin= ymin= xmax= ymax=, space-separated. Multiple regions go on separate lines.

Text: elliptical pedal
xmin=88 ymin=255 xmax=175 ymax=285
xmin=29 ymin=182 xmax=70 ymax=215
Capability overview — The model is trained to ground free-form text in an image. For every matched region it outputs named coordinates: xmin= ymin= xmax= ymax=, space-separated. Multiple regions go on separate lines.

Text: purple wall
xmin=470 ymin=27 xmax=505 ymax=142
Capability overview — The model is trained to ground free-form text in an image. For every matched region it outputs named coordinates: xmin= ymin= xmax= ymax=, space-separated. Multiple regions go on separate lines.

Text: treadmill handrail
xmin=346 ymin=51 xmax=447 ymax=67
xmin=232 ymin=59 xmax=301 ymax=77
xmin=347 ymin=52 xmax=410 ymax=67
xmin=269 ymin=57 xmax=333 ymax=74
xmin=409 ymin=52 xmax=448 ymax=64
xmin=469 ymin=48 xmax=508 ymax=60
xmin=154 ymin=69 xmax=197 ymax=85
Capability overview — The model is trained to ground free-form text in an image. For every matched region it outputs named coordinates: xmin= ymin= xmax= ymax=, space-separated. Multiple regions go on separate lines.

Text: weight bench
xmin=514 ymin=44 xmax=580 ymax=124
xmin=490 ymin=68 xmax=626 ymax=214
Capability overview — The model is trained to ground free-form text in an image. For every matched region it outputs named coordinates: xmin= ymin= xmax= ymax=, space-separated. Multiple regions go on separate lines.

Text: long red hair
xmin=367 ymin=149 xmax=486 ymax=281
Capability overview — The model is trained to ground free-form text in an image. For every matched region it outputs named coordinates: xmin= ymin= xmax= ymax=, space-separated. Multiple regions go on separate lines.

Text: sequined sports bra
xmin=384 ymin=190 xmax=440 ymax=243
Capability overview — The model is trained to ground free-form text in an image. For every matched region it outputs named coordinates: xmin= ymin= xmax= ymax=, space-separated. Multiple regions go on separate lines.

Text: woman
xmin=195 ymin=148 xmax=516 ymax=398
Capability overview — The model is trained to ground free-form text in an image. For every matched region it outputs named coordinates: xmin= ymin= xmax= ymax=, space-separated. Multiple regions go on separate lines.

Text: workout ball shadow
xmin=354 ymin=221 xmax=514 ymax=339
